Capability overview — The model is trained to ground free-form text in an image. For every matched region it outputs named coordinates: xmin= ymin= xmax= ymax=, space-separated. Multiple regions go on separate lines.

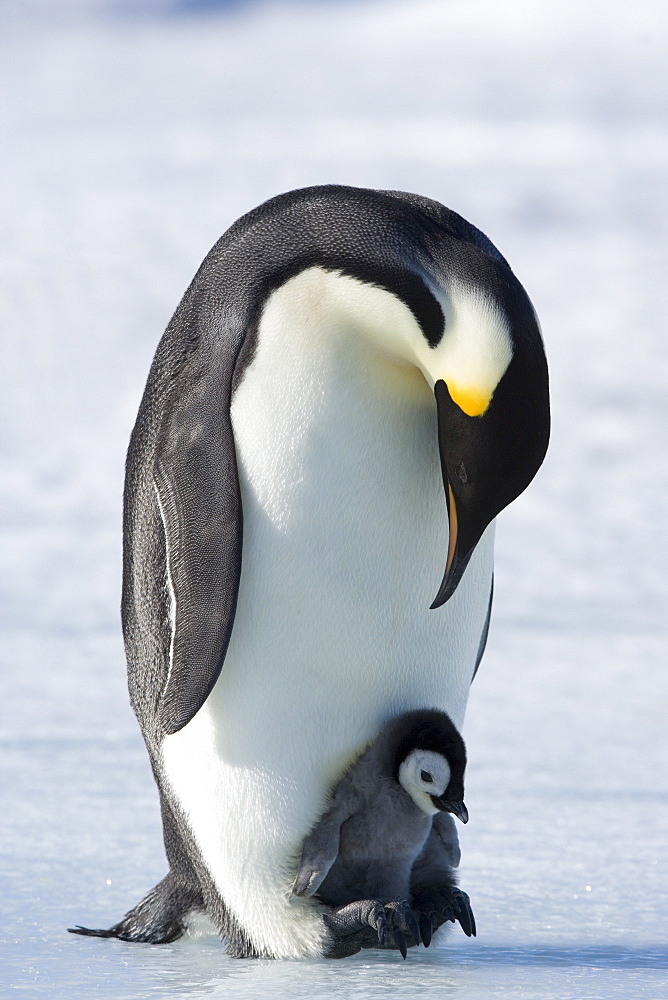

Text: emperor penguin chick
xmin=293 ymin=709 xmax=475 ymax=958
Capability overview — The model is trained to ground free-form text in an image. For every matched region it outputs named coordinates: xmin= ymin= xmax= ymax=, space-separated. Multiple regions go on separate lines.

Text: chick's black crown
xmin=387 ymin=709 xmax=467 ymax=794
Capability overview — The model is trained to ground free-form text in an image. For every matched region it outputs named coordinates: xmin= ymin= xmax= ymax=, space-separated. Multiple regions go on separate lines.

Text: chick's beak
xmin=430 ymin=796 xmax=469 ymax=823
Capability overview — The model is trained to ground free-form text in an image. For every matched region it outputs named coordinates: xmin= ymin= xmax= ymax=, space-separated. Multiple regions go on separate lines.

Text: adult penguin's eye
xmin=421 ymin=770 xmax=433 ymax=783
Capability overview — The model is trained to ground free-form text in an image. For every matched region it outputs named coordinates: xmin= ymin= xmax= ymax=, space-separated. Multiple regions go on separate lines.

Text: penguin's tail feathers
xmin=69 ymin=924 xmax=133 ymax=940
xmin=68 ymin=872 xmax=203 ymax=945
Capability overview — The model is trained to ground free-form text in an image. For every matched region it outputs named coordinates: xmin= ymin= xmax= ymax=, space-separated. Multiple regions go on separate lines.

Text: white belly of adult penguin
xmin=71 ymin=186 xmax=549 ymax=958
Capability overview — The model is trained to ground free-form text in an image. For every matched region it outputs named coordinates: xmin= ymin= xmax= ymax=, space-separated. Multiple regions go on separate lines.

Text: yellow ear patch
xmin=446 ymin=382 xmax=492 ymax=417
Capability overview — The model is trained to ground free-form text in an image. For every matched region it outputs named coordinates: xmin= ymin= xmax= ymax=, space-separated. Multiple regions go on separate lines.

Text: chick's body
xmin=316 ymin=753 xmax=433 ymax=906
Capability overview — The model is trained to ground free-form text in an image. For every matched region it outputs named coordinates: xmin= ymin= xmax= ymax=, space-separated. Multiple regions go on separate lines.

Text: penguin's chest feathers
xmin=230 ymin=270 xmax=447 ymax=643
xmin=221 ymin=268 xmax=493 ymax=757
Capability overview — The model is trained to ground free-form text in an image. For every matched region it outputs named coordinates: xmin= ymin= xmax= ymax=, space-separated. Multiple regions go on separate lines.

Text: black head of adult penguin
xmin=428 ymin=272 xmax=550 ymax=608
xmin=348 ymin=191 xmax=552 ymax=609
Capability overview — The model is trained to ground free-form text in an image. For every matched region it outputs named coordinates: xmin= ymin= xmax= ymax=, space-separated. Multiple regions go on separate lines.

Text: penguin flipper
xmin=432 ymin=810 xmax=462 ymax=868
xmin=68 ymin=873 xmax=204 ymax=944
xmin=472 ymin=574 xmax=494 ymax=681
xmin=293 ymin=781 xmax=359 ymax=898
xmin=150 ymin=352 xmax=243 ymax=736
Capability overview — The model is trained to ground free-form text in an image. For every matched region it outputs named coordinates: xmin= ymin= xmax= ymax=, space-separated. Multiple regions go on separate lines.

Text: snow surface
xmin=1 ymin=0 xmax=667 ymax=996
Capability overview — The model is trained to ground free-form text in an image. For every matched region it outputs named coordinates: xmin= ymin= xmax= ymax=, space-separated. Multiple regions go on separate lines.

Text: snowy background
xmin=1 ymin=0 xmax=667 ymax=996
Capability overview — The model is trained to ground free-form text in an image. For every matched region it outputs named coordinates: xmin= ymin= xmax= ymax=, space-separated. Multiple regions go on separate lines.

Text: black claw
xmin=394 ymin=928 xmax=407 ymax=960
xmin=458 ymin=890 xmax=475 ymax=935
xmin=406 ymin=908 xmax=421 ymax=946
xmin=419 ymin=916 xmax=432 ymax=948
xmin=452 ymin=893 xmax=473 ymax=937
xmin=377 ymin=914 xmax=387 ymax=948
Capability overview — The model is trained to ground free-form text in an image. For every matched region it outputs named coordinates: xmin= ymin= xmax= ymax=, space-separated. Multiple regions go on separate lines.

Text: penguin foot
xmin=412 ymin=885 xmax=476 ymax=942
xmin=322 ymin=898 xmax=385 ymax=946
xmin=323 ymin=897 xmax=420 ymax=959
xmin=68 ymin=873 xmax=203 ymax=945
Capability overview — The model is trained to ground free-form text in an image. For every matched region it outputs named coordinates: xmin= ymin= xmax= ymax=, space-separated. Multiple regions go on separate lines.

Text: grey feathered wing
xmin=153 ymin=364 xmax=242 ymax=735
xmin=122 ymin=271 xmax=247 ymax=739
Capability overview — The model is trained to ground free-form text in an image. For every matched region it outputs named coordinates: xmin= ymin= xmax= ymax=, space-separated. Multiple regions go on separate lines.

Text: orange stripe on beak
xmin=445 ymin=481 xmax=458 ymax=575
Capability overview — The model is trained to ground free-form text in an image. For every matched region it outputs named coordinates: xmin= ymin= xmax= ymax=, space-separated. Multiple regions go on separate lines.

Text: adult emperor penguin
xmin=71 ymin=185 xmax=549 ymax=958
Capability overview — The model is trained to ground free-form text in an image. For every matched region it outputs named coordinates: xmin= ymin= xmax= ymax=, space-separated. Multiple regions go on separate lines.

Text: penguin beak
xmin=429 ymin=480 xmax=477 ymax=609
xmin=430 ymin=380 xmax=489 ymax=609
xmin=430 ymin=796 xmax=469 ymax=823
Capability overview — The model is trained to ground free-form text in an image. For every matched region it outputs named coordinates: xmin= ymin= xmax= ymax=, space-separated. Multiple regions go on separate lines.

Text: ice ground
xmin=1 ymin=0 xmax=667 ymax=996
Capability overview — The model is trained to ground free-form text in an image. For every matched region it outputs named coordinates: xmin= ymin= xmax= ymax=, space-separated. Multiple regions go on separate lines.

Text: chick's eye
xmin=420 ymin=770 xmax=433 ymax=783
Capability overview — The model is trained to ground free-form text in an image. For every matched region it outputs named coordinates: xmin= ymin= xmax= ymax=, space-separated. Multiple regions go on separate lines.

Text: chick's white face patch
xmin=416 ymin=280 xmax=514 ymax=416
xmin=399 ymin=749 xmax=452 ymax=815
